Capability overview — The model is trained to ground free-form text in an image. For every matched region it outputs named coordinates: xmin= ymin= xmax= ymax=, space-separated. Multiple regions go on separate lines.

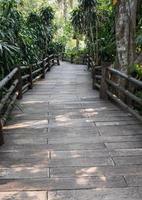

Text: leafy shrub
xmin=130 ymin=64 xmax=142 ymax=80
xmin=0 ymin=0 xmax=56 ymax=78
xmin=48 ymin=42 xmax=65 ymax=55
xmin=64 ymin=48 xmax=88 ymax=63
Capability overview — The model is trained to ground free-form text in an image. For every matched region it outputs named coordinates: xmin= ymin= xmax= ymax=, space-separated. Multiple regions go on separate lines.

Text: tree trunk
xmin=115 ymin=0 xmax=137 ymax=103
xmin=63 ymin=0 xmax=68 ymax=21
xmin=76 ymin=37 xmax=79 ymax=50
xmin=128 ymin=0 xmax=137 ymax=72
xmin=95 ymin=18 xmax=99 ymax=65
xmin=90 ymin=23 xmax=95 ymax=61
xmin=69 ymin=0 xmax=73 ymax=9
xmin=115 ymin=0 xmax=137 ymax=74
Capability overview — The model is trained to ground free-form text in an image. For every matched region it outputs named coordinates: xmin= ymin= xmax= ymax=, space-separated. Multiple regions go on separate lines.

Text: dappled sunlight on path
xmin=0 ymin=62 xmax=142 ymax=199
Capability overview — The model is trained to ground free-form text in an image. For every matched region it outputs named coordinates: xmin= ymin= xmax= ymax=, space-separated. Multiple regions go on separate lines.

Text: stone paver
xmin=0 ymin=62 xmax=142 ymax=199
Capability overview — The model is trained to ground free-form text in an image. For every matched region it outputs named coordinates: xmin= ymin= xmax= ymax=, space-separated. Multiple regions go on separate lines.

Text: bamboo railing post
xmin=52 ymin=55 xmax=55 ymax=66
xmin=28 ymin=65 xmax=33 ymax=89
xmin=0 ymin=81 xmax=4 ymax=145
xmin=61 ymin=53 xmax=64 ymax=61
xmin=86 ymin=54 xmax=89 ymax=66
xmin=45 ymin=56 xmax=50 ymax=72
xmin=41 ymin=60 xmax=46 ymax=79
xmin=17 ymin=67 xmax=23 ymax=99
xmin=87 ymin=57 xmax=91 ymax=71
xmin=92 ymin=64 xmax=96 ymax=89
xmin=100 ymin=66 xmax=108 ymax=99
xmin=71 ymin=54 xmax=74 ymax=63
xmin=57 ymin=55 xmax=60 ymax=65
xmin=0 ymin=119 xmax=4 ymax=145
xmin=83 ymin=55 xmax=85 ymax=64
xmin=84 ymin=55 xmax=88 ymax=65
xmin=126 ymin=78 xmax=133 ymax=107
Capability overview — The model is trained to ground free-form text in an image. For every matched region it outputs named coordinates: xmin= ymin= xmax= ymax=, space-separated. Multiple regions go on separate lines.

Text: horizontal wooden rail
xmin=20 ymin=66 xmax=29 ymax=70
xmin=95 ymin=66 xmax=102 ymax=70
xmin=108 ymin=67 xmax=142 ymax=88
xmin=0 ymin=79 xmax=18 ymax=111
xmin=1 ymin=93 xmax=18 ymax=125
xmin=107 ymin=90 xmax=142 ymax=122
xmin=32 ymin=68 xmax=42 ymax=76
xmin=95 ymin=75 xmax=102 ymax=80
xmin=106 ymin=79 xmax=142 ymax=106
xmin=22 ymin=74 xmax=30 ymax=80
xmin=33 ymin=74 xmax=43 ymax=83
xmin=22 ymin=82 xmax=30 ymax=92
xmin=0 ymin=68 xmax=18 ymax=90
xmin=87 ymin=56 xmax=142 ymax=122
xmin=0 ymin=54 xmax=60 ymax=145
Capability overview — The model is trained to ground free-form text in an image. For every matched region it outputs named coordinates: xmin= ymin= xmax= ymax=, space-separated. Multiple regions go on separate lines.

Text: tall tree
xmin=56 ymin=0 xmax=76 ymax=21
xmin=63 ymin=0 xmax=68 ymax=21
xmin=71 ymin=0 xmax=97 ymax=60
xmin=115 ymin=0 xmax=138 ymax=73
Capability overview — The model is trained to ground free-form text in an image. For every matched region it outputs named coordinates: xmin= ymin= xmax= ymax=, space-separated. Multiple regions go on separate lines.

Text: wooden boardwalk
xmin=0 ymin=62 xmax=142 ymax=199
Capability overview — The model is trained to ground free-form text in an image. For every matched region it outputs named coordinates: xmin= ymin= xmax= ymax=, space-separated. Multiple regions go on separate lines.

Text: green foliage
xmin=40 ymin=6 xmax=55 ymax=25
xmin=136 ymin=35 xmax=142 ymax=47
xmin=1 ymin=0 xmax=141 ymax=80
xmin=135 ymin=65 xmax=142 ymax=79
xmin=71 ymin=0 xmax=115 ymax=62
xmin=136 ymin=13 xmax=142 ymax=51
xmin=73 ymin=48 xmax=88 ymax=58
xmin=98 ymin=8 xmax=116 ymax=62
xmin=0 ymin=0 xmax=56 ymax=78
xmin=54 ymin=21 xmax=73 ymax=55
xmin=0 ymin=0 xmax=22 ymax=76
xmin=136 ymin=91 xmax=142 ymax=99
xmin=19 ymin=23 xmax=41 ymax=62
xmin=136 ymin=1 xmax=142 ymax=50
xmin=0 ymin=41 xmax=20 ymax=78
xmin=71 ymin=0 xmax=96 ymax=60
xmin=48 ymin=42 xmax=65 ymax=54
xmin=129 ymin=64 xmax=142 ymax=81
xmin=71 ymin=8 xmax=84 ymax=34
xmin=64 ymin=47 xmax=88 ymax=63
xmin=130 ymin=64 xmax=142 ymax=79
xmin=79 ymin=0 xmax=97 ymax=10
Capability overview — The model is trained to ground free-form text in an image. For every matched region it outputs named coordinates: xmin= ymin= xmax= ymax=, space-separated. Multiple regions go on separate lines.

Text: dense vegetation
xmin=0 ymin=0 xmax=57 ymax=78
xmin=0 ymin=0 xmax=142 ymax=80
xmin=70 ymin=0 xmax=142 ymax=78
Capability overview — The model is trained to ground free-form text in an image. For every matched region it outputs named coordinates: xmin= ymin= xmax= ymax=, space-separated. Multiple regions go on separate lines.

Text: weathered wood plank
xmin=0 ymin=62 xmax=141 ymax=197
xmin=50 ymin=165 xmax=142 ymax=178
xmin=0 ymin=191 xmax=47 ymax=200
xmin=48 ymin=187 xmax=142 ymax=200
xmin=0 ymin=176 xmax=127 ymax=191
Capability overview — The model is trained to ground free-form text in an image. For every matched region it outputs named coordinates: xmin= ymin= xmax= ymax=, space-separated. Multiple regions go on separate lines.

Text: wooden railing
xmin=87 ymin=56 xmax=142 ymax=122
xmin=0 ymin=54 xmax=60 ymax=145
xmin=87 ymin=56 xmax=102 ymax=89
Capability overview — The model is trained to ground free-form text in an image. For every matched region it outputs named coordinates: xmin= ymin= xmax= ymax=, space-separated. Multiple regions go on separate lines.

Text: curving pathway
xmin=0 ymin=62 xmax=142 ymax=199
